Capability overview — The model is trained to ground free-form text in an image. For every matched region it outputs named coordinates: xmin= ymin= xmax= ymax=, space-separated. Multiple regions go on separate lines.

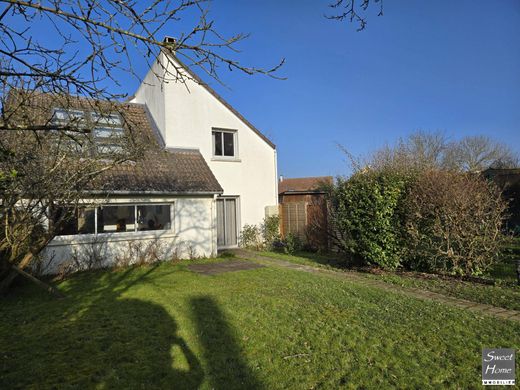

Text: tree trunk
xmin=0 ymin=252 xmax=34 ymax=294
xmin=12 ymin=265 xmax=64 ymax=298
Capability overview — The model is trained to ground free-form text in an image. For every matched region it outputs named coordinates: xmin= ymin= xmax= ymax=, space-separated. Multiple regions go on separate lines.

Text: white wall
xmin=133 ymin=59 xmax=167 ymax=141
xmin=41 ymin=196 xmax=216 ymax=275
xmin=132 ymin=53 xmax=278 ymax=232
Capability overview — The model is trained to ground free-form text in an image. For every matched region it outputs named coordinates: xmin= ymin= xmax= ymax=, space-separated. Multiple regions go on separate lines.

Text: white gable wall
xmin=133 ymin=59 xmax=167 ymax=142
xmin=132 ymin=53 xmax=278 ymax=232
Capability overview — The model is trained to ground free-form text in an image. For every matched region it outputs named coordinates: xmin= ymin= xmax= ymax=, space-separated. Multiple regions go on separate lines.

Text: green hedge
xmin=326 ymin=169 xmax=507 ymax=276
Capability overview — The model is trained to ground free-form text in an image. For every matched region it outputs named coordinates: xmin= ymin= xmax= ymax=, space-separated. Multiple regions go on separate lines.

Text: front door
xmin=216 ymin=197 xmax=238 ymax=247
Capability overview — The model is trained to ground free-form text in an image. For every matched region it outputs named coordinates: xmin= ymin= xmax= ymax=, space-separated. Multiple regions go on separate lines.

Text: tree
xmin=328 ymin=135 xmax=510 ymax=275
xmin=370 ymin=130 xmax=448 ymax=172
xmin=443 ymin=135 xmax=519 ymax=172
xmin=327 ymin=0 xmax=384 ymax=31
xmin=0 ymin=93 xmax=146 ymax=294
xmin=0 ymin=0 xmax=283 ymax=121
xmin=367 ymin=131 xmax=518 ymax=173
xmin=0 ymin=0 xmax=283 ymax=293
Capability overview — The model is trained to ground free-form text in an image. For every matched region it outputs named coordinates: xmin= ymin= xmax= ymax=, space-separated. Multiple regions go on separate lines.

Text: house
xmin=8 ymin=45 xmax=278 ymax=274
xmin=130 ymin=45 xmax=278 ymax=249
xmin=482 ymin=168 xmax=520 ymax=233
xmin=278 ymin=176 xmax=332 ymax=249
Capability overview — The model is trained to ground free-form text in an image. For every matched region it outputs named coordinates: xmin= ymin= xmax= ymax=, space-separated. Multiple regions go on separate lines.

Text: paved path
xmin=188 ymin=260 xmax=264 ymax=275
xmin=231 ymin=249 xmax=520 ymax=323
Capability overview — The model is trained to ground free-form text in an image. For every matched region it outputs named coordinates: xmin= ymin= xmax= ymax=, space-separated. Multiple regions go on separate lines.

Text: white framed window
xmin=51 ymin=108 xmax=125 ymax=157
xmin=212 ymin=129 xmax=237 ymax=158
xmin=52 ymin=108 xmax=85 ymax=123
xmin=91 ymin=112 xmax=122 ymax=126
xmin=54 ymin=203 xmax=173 ymax=236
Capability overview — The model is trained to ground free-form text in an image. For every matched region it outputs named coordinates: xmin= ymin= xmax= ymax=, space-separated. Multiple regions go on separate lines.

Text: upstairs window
xmin=51 ymin=108 xmax=125 ymax=156
xmin=52 ymin=108 xmax=85 ymax=124
xmin=212 ymin=129 xmax=236 ymax=158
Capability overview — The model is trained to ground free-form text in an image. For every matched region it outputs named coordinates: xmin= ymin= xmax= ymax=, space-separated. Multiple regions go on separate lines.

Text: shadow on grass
xmin=2 ymin=265 xmax=265 ymax=389
xmin=1 ymin=265 xmax=204 ymax=389
xmin=190 ymin=296 xmax=262 ymax=389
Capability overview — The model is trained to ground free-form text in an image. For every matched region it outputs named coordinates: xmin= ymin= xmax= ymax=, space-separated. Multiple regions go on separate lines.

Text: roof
xmin=166 ymin=52 xmax=276 ymax=150
xmin=3 ymin=91 xmax=223 ymax=195
xmin=279 ymin=176 xmax=333 ymax=195
xmin=482 ymin=168 xmax=520 ymax=192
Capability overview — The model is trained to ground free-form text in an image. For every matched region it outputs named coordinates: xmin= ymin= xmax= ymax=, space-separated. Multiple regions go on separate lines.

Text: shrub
xmin=261 ymin=215 xmax=281 ymax=250
xmin=283 ymin=233 xmax=302 ymax=254
xmin=403 ymin=169 xmax=507 ymax=276
xmin=239 ymin=224 xmax=263 ymax=250
xmin=327 ymin=170 xmax=408 ymax=269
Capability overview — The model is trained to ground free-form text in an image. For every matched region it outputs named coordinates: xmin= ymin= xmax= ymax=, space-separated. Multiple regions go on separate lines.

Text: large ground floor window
xmin=55 ymin=203 xmax=172 ymax=236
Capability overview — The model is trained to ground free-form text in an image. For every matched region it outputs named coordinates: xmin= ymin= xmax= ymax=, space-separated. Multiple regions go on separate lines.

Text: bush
xmin=239 ymin=215 xmax=281 ymax=251
xmin=283 ymin=233 xmax=302 ymax=254
xmin=239 ymin=224 xmax=262 ymax=250
xmin=327 ymin=170 xmax=408 ymax=269
xmin=261 ymin=215 xmax=281 ymax=250
xmin=403 ymin=170 xmax=507 ymax=276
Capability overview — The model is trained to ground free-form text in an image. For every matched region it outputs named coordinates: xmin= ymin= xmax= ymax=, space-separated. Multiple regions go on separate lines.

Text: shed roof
xmin=278 ymin=176 xmax=333 ymax=195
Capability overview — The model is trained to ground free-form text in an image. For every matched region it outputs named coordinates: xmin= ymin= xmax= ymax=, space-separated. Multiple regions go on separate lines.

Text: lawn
xmin=1 ymin=258 xmax=520 ymax=389
xmin=257 ymin=244 xmax=520 ymax=312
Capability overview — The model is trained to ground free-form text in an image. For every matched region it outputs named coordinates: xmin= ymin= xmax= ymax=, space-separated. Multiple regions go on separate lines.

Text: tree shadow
xmin=3 ymin=266 xmax=264 ymax=389
xmin=190 ymin=296 xmax=262 ymax=390
xmin=1 ymin=266 xmax=204 ymax=389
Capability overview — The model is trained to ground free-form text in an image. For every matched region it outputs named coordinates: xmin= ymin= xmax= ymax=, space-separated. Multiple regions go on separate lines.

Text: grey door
xmin=216 ymin=198 xmax=237 ymax=247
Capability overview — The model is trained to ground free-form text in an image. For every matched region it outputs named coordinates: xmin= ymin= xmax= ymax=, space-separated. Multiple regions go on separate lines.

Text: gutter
xmin=85 ymin=190 xmax=223 ymax=196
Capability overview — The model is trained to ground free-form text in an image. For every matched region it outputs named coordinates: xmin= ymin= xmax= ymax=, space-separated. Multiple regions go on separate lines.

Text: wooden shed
xmin=278 ymin=176 xmax=333 ymax=249
xmin=482 ymin=168 xmax=520 ymax=232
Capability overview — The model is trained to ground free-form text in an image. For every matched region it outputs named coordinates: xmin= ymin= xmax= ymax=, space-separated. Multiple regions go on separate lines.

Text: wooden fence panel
xmin=281 ymin=202 xmax=307 ymax=239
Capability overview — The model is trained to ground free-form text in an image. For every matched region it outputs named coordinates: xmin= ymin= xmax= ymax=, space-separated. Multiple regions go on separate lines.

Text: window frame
xmin=51 ymin=108 xmax=126 ymax=157
xmin=212 ymin=128 xmax=238 ymax=160
xmin=53 ymin=202 xmax=174 ymax=238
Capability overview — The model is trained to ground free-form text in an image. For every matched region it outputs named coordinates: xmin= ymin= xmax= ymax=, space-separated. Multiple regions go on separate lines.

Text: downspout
xmin=274 ymin=149 xmax=279 ymax=206
xmin=212 ymin=194 xmax=217 ymax=256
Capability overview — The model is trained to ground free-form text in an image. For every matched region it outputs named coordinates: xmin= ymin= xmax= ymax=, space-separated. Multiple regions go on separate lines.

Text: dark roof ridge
xmin=281 ymin=175 xmax=333 ymax=180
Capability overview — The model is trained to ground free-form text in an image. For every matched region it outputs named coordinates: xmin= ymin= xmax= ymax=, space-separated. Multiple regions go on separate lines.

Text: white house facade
xmin=131 ymin=50 xmax=278 ymax=248
xmin=24 ymin=49 xmax=277 ymax=274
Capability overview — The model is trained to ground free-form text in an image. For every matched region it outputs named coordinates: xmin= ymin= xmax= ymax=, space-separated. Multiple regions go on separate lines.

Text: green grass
xmin=258 ymin=248 xmax=520 ymax=312
xmin=1 ymin=258 xmax=520 ymax=389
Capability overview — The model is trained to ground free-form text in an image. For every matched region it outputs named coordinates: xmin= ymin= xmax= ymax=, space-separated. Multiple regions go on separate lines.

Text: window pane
xmin=94 ymin=127 xmax=124 ymax=138
xmin=77 ymin=208 xmax=96 ymax=234
xmin=213 ymin=131 xmax=222 ymax=156
xmin=53 ymin=109 xmax=85 ymax=123
xmin=97 ymin=205 xmax=135 ymax=233
xmin=53 ymin=207 xmax=77 ymax=236
xmin=92 ymin=112 xmax=122 ymax=126
xmin=223 ymin=132 xmax=234 ymax=156
xmin=53 ymin=206 xmax=94 ymax=235
xmin=137 ymin=205 xmax=171 ymax=231
xmin=97 ymin=143 xmax=124 ymax=154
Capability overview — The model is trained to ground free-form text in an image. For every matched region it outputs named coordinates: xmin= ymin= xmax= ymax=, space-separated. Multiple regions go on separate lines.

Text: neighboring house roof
xmin=4 ymin=91 xmax=223 ymax=195
xmin=279 ymin=176 xmax=333 ymax=195
xmin=482 ymin=168 xmax=520 ymax=187
xmin=482 ymin=168 xmax=520 ymax=228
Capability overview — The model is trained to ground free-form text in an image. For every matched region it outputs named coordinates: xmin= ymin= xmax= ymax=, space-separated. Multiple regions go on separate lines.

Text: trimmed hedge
xmin=326 ymin=169 xmax=507 ymax=276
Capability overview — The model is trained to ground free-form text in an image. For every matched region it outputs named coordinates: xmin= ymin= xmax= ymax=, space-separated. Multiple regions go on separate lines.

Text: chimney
xmin=163 ymin=36 xmax=177 ymax=45
xmin=279 ymin=175 xmax=284 ymax=182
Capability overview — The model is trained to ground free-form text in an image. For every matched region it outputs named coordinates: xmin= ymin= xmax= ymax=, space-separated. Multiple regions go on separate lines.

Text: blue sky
xmin=10 ymin=0 xmax=520 ymax=178
xmin=166 ymin=0 xmax=519 ymax=178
